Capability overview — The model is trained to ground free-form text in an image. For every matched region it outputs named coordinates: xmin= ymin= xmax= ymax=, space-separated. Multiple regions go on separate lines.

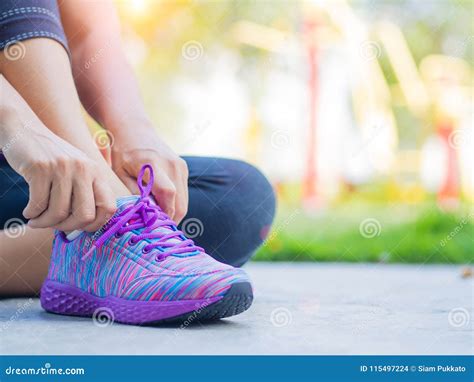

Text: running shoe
xmin=40 ymin=164 xmax=253 ymax=325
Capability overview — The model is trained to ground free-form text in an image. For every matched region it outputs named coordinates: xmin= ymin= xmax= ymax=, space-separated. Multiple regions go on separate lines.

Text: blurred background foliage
xmin=114 ymin=0 xmax=473 ymax=264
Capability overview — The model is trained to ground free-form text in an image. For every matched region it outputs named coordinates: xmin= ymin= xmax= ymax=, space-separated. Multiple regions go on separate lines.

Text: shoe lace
xmin=83 ymin=164 xmax=202 ymax=261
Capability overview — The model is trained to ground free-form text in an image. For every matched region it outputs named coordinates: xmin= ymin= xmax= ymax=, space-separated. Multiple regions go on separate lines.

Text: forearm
xmin=59 ymin=0 xmax=153 ymax=140
xmin=71 ymin=36 xmax=152 ymax=137
xmin=0 ymin=75 xmax=21 ymax=145
xmin=57 ymin=1 xmax=187 ymax=220
xmin=0 ymin=75 xmax=44 ymax=148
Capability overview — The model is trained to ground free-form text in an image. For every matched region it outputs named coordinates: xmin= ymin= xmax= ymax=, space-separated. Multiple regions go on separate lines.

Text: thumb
xmin=151 ymin=172 xmax=176 ymax=218
xmin=119 ymin=173 xmax=141 ymax=196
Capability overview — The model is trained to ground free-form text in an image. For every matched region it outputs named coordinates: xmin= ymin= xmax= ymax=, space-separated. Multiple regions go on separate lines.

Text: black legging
xmin=0 ymin=156 xmax=276 ymax=267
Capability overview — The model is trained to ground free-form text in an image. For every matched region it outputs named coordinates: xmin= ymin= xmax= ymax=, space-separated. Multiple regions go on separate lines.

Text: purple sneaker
xmin=40 ymin=164 xmax=253 ymax=325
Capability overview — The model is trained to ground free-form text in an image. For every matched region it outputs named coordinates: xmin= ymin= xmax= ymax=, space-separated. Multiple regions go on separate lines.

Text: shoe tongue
xmin=116 ymin=195 xmax=140 ymax=212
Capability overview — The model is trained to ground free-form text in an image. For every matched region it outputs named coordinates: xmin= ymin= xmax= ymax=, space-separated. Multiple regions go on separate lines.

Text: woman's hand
xmin=58 ymin=2 xmax=188 ymax=223
xmin=2 ymin=111 xmax=117 ymax=232
xmin=110 ymin=125 xmax=189 ymax=224
xmin=57 ymin=1 xmax=189 ymax=223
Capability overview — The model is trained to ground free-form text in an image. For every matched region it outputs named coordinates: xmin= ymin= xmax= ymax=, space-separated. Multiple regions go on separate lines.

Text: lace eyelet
xmin=128 ymin=236 xmax=137 ymax=246
xmin=142 ymin=246 xmax=151 ymax=254
xmin=155 ymin=254 xmax=165 ymax=262
xmin=115 ymin=232 xmax=123 ymax=239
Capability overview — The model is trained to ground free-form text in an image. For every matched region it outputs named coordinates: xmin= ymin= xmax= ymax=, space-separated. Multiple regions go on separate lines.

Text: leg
xmin=0 ymin=155 xmax=277 ymax=295
xmin=181 ymin=157 xmax=276 ymax=267
xmin=0 ymin=227 xmax=52 ymax=296
xmin=0 ymin=159 xmax=52 ymax=296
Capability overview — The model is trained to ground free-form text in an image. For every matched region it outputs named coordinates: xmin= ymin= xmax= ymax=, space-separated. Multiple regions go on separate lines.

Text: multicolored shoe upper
xmin=46 ymin=164 xmax=250 ymax=302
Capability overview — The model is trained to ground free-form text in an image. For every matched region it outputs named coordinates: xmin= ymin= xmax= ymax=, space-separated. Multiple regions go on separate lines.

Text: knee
xmin=227 ymin=159 xmax=276 ymax=219
xmin=215 ymin=159 xmax=276 ymax=266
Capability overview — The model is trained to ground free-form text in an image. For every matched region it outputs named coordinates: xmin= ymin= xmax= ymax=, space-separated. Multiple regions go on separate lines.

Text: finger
xmin=57 ymin=177 xmax=96 ymax=231
xmin=28 ymin=176 xmax=72 ymax=228
xmin=81 ymin=180 xmax=117 ymax=232
xmin=119 ymin=172 xmax=140 ymax=195
xmin=23 ymin=175 xmax=52 ymax=220
xmin=174 ymin=159 xmax=189 ymax=224
xmin=151 ymin=171 xmax=176 ymax=219
xmin=174 ymin=173 xmax=189 ymax=224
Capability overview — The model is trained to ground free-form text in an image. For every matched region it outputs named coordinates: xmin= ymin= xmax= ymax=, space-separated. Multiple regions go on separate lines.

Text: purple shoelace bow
xmin=83 ymin=164 xmax=202 ymax=261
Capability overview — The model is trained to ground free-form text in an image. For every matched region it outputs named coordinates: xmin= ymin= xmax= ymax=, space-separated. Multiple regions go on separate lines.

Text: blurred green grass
xmin=255 ymin=201 xmax=473 ymax=264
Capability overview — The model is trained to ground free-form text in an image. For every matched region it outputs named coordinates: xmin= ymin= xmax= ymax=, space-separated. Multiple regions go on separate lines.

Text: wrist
xmin=0 ymin=105 xmax=23 ymax=146
xmin=0 ymin=76 xmax=42 ymax=147
xmin=106 ymin=117 xmax=155 ymax=140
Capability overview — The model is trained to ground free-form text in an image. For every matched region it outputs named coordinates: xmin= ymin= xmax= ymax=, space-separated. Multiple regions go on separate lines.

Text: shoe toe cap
xmin=122 ymin=268 xmax=251 ymax=302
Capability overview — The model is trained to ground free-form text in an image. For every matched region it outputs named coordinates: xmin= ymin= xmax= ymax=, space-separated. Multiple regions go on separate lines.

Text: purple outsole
xmin=40 ymin=279 xmax=223 ymax=325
